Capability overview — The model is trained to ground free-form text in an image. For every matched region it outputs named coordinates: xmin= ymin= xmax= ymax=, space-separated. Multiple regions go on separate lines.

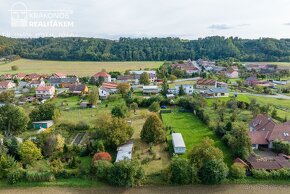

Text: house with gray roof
xmin=48 ymin=77 xmax=79 ymax=88
xmin=203 ymin=87 xmax=230 ymax=98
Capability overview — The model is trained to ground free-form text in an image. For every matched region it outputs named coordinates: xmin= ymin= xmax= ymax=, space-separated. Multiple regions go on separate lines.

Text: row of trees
xmin=2 ymin=36 xmax=290 ymax=61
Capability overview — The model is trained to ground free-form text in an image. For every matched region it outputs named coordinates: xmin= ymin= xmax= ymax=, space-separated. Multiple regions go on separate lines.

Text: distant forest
xmin=1 ymin=36 xmax=290 ymax=62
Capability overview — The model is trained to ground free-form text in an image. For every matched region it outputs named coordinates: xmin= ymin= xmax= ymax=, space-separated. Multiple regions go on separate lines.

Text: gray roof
xmin=115 ymin=141 xmax=133 ymax=162
xmin=172 ymin=133 xmax=186 ymax=148
xmin=205 ymin=87 xmax=229 ymax=94
xmin=48 ymin=77 xmax=78 ymax=84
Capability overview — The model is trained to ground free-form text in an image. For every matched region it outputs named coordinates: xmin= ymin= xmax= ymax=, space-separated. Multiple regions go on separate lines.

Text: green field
xmin=0 ymin=59 xmax=162 ymax=76
xmin=162 ymin=110 xmax=233 ymax=165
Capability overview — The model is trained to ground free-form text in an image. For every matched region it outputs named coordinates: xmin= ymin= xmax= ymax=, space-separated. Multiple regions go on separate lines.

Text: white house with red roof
xmin=92 ymin=72 xmax=111 ymax=82
xmin=14 ymin=73 xmax=27 ymax=80
xmin=225 ymin=69 xmax=239 ymax=78
xmin=51 ymin=73 xmax=67 ymax=78
xmin=0 ymin=81 xmax=16 ymax=89
xmin=29 ymin=79 xmax=45 ymax=88
xmin=36 ymin=86 xmax=55 ymax=99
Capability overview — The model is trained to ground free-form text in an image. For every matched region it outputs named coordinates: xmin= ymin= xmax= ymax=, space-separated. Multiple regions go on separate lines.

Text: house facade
xmin=0 ymin=81 xmax=16 ymax=89
xmin=196 ymin=79 xmax=217 ymax=89
xmin=48 ymin=77 xmax=79 ymax=88
xmin=32 ymin=120 xmax=54 ymax=129
xmin=99 ymin=87 xmax=110 ymax=99
xmin=92 ymin=72 xmax=111 ymax=83
xmin=29 ymin=79 xmax=45 ymax=88
xmin=129 ymin=70 xmax=157 ymax=83
xmin=175 ymin=84 xmax=194 ymax=95
xmin=225 ymin=70 xmax=239 ymax=78
xmin=68 ymin=84 xmax=89 ymax=95
xmin=203 ymin=87 xmax=230 ymax=98
xmin=36 ymin=86 xmax=55 ymax=99
xmin=143 ymin=85 xmax=159 ymax=95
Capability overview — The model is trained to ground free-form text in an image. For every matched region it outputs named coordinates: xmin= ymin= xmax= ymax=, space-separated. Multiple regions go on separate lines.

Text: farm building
xmin=32 ymin=120 xmax=54 ymax=129
xmin=115 ymin=141 xmax=134 ymax=162
xmin=172 ymin=133 xmax=186 ymax=154
xmin=143 ymin=85 xmax=159 ymax=95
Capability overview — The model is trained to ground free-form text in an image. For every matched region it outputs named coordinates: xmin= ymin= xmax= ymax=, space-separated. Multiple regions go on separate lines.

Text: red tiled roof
xmin=36 ymin=86 xmax=54 ymax=91
xmin=53 ymin=73 xmax=66 ymax=77
xmin=196 ymin=79 xmax=216 ymax=85
xmin=102 ymin=82 xmax=118 ymax=89
xmin=93 ymin=72 xmax=110 ymax=78
xmin=249 ymin=114 xmax=276 ymax=131
xmin=0 ymin=81 xmax=11 ymax=87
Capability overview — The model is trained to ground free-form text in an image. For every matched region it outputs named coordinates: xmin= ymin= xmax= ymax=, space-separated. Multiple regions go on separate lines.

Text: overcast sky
xmin=1 ymin=0 xmax=290 ymax=39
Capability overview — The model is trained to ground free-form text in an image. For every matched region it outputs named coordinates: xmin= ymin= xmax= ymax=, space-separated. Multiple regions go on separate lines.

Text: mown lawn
xmin=162 ymin=110 xmax=233 ymax=166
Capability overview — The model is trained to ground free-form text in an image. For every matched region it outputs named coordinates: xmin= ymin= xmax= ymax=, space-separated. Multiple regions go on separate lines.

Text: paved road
xmin=237 ymin=92 xmax=290 ymax=100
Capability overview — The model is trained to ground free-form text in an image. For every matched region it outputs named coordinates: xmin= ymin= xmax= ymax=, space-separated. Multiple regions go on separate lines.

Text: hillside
xmin=1 ymin=36 xmax=290 ymax=62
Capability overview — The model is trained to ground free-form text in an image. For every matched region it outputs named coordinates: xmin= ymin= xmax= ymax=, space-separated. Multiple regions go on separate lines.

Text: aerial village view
xmin=0 ymin=0 xmax=289 ymax=194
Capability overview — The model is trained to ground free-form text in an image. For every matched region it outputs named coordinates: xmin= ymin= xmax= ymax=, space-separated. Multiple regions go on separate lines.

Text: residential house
xmin=171 ymin=60 xmax=200 ymax=75
xmin=14 ymin=73 xmax=27 ymax=80
xmin=129 ymin=70 xmax=157 ymax=83
xmin=51 ymin=73 xmax=66 ymax=78
xmin=175 ymin=84 xmax=194 ymax=95
xmin=196 ymin=79 xmax=217 ymax=89
xmin=68 ymin=84 xmax=89 ymax=95
xmin=172 ymin=133 xmax=186 ymax=154
xmin=32 ymin=120 xmax=54 ymax=129
xmin=29 ymin=79 xmax=45 ymax=88
xmin=225 ymin=69 xmax=239 ymax=78
xmin=92 ymin=72 xmax=111 ymax=83
xmin=115 ymin=141 xmax=133 ymax=162
xmin=1 ymin=74 xmax=13 ymax=80
xmin=25 ymin=73 xmax=41 ymax=81
xmin=245 ymin=76 xmax=258 ymax=86
xmin=36 ymin=86 xmax=55 ymax=99
xmin=116 ymin=75 xmax=139 ymax=85
xmin=0 ymin=81 xmax=16 ymax=89
xmin=101 ymin=82 xmax=118 ymax=93
xmin=99 ymin=87 xmax=110 ymax=99
xmin=246 ymin=155 xmax=290 ymax=170
xmin=249 ymin=114 xmax=290 ymax=149
xmin=203 ymin=87 xmax=230 ymax=98
xmin=48 ymin=77 xmax=79 ymax=88
xmin=142 ymin=85 xmax=159 ymax=95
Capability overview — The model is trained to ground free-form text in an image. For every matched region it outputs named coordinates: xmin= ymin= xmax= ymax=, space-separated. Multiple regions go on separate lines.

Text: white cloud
xmin=1 ymin=0 xmax=290 ymax=39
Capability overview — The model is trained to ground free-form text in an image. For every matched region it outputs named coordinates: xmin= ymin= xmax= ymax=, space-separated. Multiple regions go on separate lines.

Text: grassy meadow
xmin=162 ymin=110 xmax=233 ymax=166
xmin=0 ymin=59 xmax=162 ymax=76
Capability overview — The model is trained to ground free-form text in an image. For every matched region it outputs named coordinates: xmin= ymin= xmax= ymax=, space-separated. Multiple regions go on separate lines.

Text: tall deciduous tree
xmin=19 ymin=140 xmax=42 ymax=165
xmin=88 ymin=86 xmax=99 ymax=106
xmin=161 ymin=77 xmax=168 ymax=96
xmin=0 ymin=104 xmax=29 ymax=136
xmin=139 ymin=72 xmax=150 ymax=85
xmin=141 ymin=113 xmax=165 ymax=144
xmin=29 ymin=103 xmax=60 ymax=123
xmin=198 ymin=159 xmax=228 ymax=184
xmin=117 ymin=83 xmax=130 ymax=98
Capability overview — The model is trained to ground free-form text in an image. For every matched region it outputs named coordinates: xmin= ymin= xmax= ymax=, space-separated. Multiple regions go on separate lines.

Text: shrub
xmin=273 ymin=140 xmax=290 ymax=155
xmin=7 ymin=168 xmax=25 ymax=184
xmin=230 ymin=163 xmax=246 ymax=179
xmin=49 ymin=159 xmax=64 ymax=175
xmin=68 ymin=156 xmax=80 ymax=169
xmin=0 ymin=154 xmax=18 ymax=179
xmin=92 ymin=152 xmax=112 ymax=162
xmin=252 ymin=169 xmax=290 ymax=179
xmin=19 ymin=140 xmax=42 ymax=165
xmin=26 ymin=171 xmax=55 ymax=182
xmin=198 ymin=160 xmax=228 ymax=184
xmin=92 ymin=160 xmax=113 ymax=181
xmin=75 ymin=121 xmax=90 ymax=131
xmin=108 ymin=160 xmax=145 ymax=187
xmin=111 ymin=104 xmax=128 ymax=118
xmin=168 ymin=157 xmax=198 ymax=184
xmin=148 ymin=101 xmax=160 ymax=112
xmin=11 ymin=65 xmax=19 ymax=71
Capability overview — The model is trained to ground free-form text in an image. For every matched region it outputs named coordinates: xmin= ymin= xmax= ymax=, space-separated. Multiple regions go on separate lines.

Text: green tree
xmin=88 ymin=86 xmax=99 ymax=106
xmin=96 ymin=114 xmax=133 ymax=148
xmin=178 ymin=85 xmax=186 ymax=96
xmin=230 ymin=163 xmax=246 ymax=179
xmin=271 ymin=108 xmax=278 ymax=118
xmin=169 ymin=75 xmax=177 ymax=82
xmin=0 ymin=154 xmax=18 ymax=179
xmin=29 ymin=103 xmax=60 ymax=123
xmin=117 ymin=83 xmax=130 ymax=98
xmin=198 ymin=159 xmax=228 ymax=184
xmin=148 ymin=101 xmax=160 ymax=112
xmin=139 ymin=72 xmax=150 ymax=85
xmin=0 ymin=104 xmax=29 ymax=135
xmin=19 ymin=140 xmax=42 ymax=165
xmin=189 ymin=137 xmax=223 ymax=169
xmin=141 ymin=113 xmax=165 ymax=144
xmin=42 ymin=134 xmax=65 ymax=157
xmin=108 ymin=160 xmax=145 ymax=187
xmin=92 ymin=160 xmax=113 ymax=181
xmin=168 ymin=157 xmax=198 ymax=184
xmin=111 ymin=104 xmax=128 ymax=118
xmin=130 ymin=102 xmax=138 ymax=114
xmin=0 ymin=90 xmax=15 ymax=103
xmin=161 ymin=77 xmax=168 ymax=96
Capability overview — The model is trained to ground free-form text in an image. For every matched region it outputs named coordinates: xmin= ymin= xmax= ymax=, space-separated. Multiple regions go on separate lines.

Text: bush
xmin=198 ymin=160 xmax=228 ymax=184
xmin=0 ymin=154 xmax=18 ymax=179
xmin=111 ymin=104 xmax=128 ymax=118
xmin=7 ymin=168 xmax=25 ymax=184
xmin=49 ymin=159 xmax=64 ymax=175
xmin=108 ymin=160 xmax=145 ymax=187
xmin=93 ymin=152 xmax=112 ymax=162
xmin=252 ymin=169 xmax=290 ymax=179
xmin=148 ymin=101 xmax=160 ymax=112
xmin=26 ymin=171 xmax=55 ymax=182
xmin=58 ymin=169 xmax=80 ymax=179
xmin=168 ymin=157 xmax=198 ymax=184
xmin=273 ymin=140 xmax=290 ymax=155
xmin=75 ymin=121 xmax=90 ymax=131
xmin=91 ymin=160 xmax=113 ymax=181
xmin=11 ymin=65 xmax=19 ymax=71
xmin=230 ymin=163 xmax=246 ymax=179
